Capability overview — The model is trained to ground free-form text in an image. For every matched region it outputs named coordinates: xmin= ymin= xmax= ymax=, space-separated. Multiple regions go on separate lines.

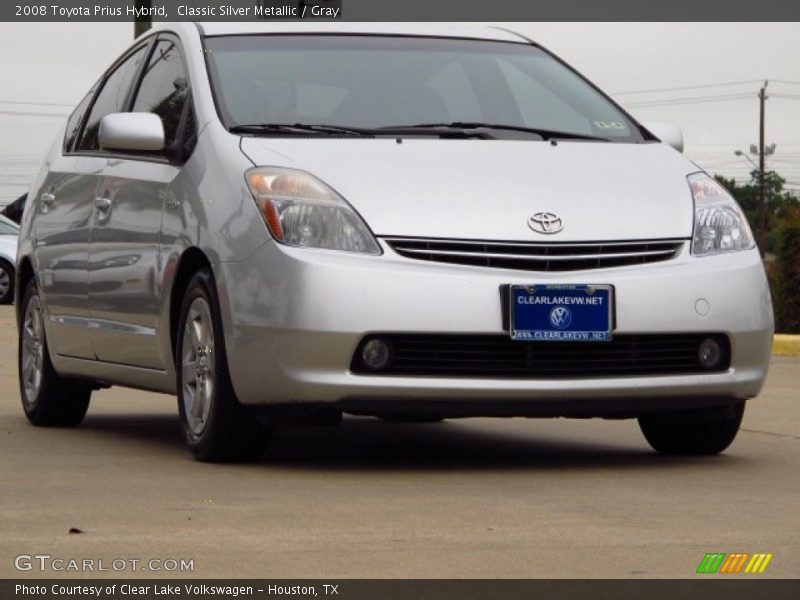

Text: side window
xmin=64 ymin=89 xmax=95 ymax=153
xmin=76 ymin=45 xmax=148 ymax=152
xmin=132 ymin=39 xmax=191 ymax=148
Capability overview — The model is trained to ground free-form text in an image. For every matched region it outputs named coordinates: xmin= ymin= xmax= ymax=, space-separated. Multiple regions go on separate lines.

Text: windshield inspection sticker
xmin=593 ymin=120 xmax=628 ymax=130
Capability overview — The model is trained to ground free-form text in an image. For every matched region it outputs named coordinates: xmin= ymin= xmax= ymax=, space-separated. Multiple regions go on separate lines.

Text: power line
xmin=612 ymin=80 xmax=762 ymax=96
xmin=0 ymin=109 xmax=68 ymax=118
xmin=624 ymin=93 xmax=754 ymax=108
xmin=688 ymin=142 xmax=800 ymax=146
xmin=0 ymin=99 xmax=74 ymax=108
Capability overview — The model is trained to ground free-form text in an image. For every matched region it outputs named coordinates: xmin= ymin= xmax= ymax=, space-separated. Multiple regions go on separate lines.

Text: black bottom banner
xmin=4 ymin=580 xmax=800 ymax=600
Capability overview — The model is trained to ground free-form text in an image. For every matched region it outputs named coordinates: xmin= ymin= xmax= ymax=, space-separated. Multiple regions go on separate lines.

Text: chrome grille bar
xmin=383 ymin=237 xmax=685 ymax=272
xmin=396 ymin=247 xmax=678 ymax=261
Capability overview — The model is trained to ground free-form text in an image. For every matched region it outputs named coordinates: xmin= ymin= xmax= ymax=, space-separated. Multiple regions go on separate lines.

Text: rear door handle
xmin=94 ymin=196 xmax=112 ymax=212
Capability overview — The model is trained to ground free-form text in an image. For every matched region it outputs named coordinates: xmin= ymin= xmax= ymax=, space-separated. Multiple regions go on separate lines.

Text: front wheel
xmin=638 ymin=403 xmax=745 ymax=455
xmin=176 ymin=268 xmax=269 ymax=462
xmin=18 ymin=280 xmax=91 ymax=426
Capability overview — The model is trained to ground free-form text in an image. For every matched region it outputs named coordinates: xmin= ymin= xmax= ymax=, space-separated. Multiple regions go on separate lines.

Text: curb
xmin=773 ymin=334 xmax=800 ymax=357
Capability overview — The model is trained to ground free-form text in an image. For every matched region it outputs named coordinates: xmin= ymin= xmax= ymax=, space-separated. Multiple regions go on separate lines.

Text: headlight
xmin=689 ymin=172 xmax=755 ymax=256
xmin=245 ymin=167 xmax=380 ymax=254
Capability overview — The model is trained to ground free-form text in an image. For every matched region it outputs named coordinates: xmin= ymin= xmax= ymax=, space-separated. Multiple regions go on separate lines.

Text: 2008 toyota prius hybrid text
xmin=16 ymin=23 xmax=773 ymax=461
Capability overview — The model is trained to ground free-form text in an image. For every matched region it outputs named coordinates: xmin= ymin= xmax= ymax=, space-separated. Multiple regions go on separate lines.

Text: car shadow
xmin=77 ymin=413 xmax=749 ymax=472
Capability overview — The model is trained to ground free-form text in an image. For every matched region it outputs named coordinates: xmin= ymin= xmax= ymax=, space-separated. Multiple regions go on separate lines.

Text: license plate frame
xmin=509 ymin=284 xmax=614 ymax=342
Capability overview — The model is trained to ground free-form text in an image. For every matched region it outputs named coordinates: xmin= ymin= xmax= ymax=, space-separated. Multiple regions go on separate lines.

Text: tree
xmin=773 ymin=208 xmax=800 ymax=333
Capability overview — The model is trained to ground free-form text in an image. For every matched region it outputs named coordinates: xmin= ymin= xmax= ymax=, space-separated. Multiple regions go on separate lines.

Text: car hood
xmin=240 ymin=138 xmax=698 ymax=242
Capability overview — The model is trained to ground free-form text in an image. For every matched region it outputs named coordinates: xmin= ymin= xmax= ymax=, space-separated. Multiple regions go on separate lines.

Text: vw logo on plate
xmin=549 ymin=306 xmax=572 ymax=330
xmin=528 ymin=212 xmax=563 ymax=234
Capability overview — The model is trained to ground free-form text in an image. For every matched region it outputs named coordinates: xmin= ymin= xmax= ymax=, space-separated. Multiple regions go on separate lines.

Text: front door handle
xmin=94 ymin=196 xmax=112 ymax=212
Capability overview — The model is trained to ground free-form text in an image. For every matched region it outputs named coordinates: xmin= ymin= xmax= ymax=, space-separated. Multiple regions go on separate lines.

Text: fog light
xmin=361 ymin=338 xmax=391 ymax=370
xmin=697 ymin=337 xmax=723 ymax=369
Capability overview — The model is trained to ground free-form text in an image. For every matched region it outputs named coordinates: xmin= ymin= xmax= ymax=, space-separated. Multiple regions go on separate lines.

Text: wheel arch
xmin=14 ymin=255 xmax=34 ymax=324
xmin=168 ymin=247 xmax=213 ymax=364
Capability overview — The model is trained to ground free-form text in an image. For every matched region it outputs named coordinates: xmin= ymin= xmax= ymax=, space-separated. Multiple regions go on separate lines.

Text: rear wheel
xmin=176 ymin=268 xmax=269 ymax=462
xmin=0 ymin=260 xmax=14 ymax=304
xmin=638 ymin=403 xmax=745 ymax=455
xmin=18 ymin=280 xmax=91 ymax=426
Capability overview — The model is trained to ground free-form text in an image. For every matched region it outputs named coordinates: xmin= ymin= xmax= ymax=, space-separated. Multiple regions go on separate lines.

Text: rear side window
xmin=77 ymin=45 xmax=148 ymax=152
xmin=132 ymin=39 xmax=190 ymax=148
xmin=64 ymin=89 xmax=95 ymax=153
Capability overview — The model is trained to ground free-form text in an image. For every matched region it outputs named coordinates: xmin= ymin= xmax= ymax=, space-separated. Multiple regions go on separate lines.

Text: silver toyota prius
xmin=16 ymin=23 xmax=773 ymax=461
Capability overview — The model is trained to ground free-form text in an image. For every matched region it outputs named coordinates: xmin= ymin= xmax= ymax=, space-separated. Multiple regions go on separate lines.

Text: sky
xmin=0 ymin=22 xmax=798 ymax=206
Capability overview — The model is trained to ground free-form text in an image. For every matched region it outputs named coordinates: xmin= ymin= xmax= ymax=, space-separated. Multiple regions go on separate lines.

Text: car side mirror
xmin=99 ymin=112 xmax=165 ymax=152
xmin=642 ymin=121 xmax=684 ymax=153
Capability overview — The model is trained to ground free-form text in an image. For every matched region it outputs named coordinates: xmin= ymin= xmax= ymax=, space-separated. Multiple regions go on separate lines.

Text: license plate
xmin=509 ymin=284 xmax=613 ymax=341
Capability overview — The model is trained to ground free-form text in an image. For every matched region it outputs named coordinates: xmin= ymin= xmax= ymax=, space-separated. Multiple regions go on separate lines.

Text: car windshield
xmin=204 ymin=35 xmax=644 ymax=142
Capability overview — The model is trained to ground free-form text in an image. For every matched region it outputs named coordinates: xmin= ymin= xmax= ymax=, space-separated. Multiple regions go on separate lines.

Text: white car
xmin=0 ymin=214 xmax=19 ymax=304
xmin=17 ymin=23 xmax=773 ymax=461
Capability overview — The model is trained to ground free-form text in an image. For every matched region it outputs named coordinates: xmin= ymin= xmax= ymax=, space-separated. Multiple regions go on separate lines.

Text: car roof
xmin=194 ymin=23 xmax=530 ymax=44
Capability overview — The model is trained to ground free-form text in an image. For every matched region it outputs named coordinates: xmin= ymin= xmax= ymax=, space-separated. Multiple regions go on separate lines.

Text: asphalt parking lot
xmin=0 ymin=304 xmax=798 ymax=579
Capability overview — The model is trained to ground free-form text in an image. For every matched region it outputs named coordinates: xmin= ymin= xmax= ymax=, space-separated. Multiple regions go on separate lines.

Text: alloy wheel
xmin=21 ymin=295 xmax=45 ymax=406
xmin=181 ymin=297 xmax=216 ymax=436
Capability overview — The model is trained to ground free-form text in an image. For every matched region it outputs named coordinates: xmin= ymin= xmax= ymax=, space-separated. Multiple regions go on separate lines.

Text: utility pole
xmin=134 ymin=0 xmax=152 ymax=38
xmin=757 ymin=80 xmax=768 ymax=254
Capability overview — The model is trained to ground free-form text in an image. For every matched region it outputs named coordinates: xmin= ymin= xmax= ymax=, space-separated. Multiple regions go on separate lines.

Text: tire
xmin=0 ymin=260 xmax=14 ymax=304
xmin=176 ymin=268 xmax=269 ymax=462
xmin=638 ymin=403 xmax=745 ymax=455
xmin=18 ymin=280 xmax=91 ymax=426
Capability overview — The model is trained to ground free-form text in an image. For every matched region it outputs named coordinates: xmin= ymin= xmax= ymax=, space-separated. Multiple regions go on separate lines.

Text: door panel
xmin=88 ymin=159 xmax=177 ymax=369
xmin=86 ymin=34 xmax=193 ymax=369
xmin=34 ymin=157 xmax=105 ymax=359
xmin=35 ymin=42 xmax=151 ymax=361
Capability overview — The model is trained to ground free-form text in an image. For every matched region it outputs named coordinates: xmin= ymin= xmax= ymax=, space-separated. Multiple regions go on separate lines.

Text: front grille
xmin=351 ymin=334 xmax=730 ymax=378
xmin=384 ymin=237 xmax=685 ymax=272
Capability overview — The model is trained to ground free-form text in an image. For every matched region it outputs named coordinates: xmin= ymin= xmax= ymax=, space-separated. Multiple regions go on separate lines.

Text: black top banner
xmin=2 ymin=0 xmax=800 ymax=21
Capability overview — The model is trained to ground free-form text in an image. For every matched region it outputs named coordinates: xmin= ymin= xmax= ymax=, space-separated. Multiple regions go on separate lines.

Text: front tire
xmin=638 ymin=403 xmax=745 ymax=455
xmin=18 ymin=280 xmax=91 ymax=426
xmin=176 ymin=268 xmax=269 ymax=462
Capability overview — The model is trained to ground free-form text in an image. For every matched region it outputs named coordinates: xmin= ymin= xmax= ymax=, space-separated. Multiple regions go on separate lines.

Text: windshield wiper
xmin=229 ymin=123 xmax=375 ymax=137
xmin=378 ymin=122 xmax=610 ymax=141
xmin=229 ymin=122 xmax=609 ymax=141
xmin=229 ymin=122 xmax=491 ymax=139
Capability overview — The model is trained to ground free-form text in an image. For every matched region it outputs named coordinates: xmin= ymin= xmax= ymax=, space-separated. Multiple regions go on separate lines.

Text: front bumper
xmin=216 ymin=240 xmax=773 ymax=413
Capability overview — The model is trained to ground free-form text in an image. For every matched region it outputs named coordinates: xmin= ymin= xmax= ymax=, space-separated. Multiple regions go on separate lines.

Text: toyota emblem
xmin=528 ymin=212 xmax=564 ymax=234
